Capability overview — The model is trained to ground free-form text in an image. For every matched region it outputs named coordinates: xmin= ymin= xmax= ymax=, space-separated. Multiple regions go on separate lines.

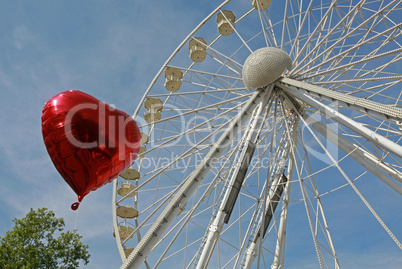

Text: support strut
xmin=121 ymin=88 xmax=272 ymax=269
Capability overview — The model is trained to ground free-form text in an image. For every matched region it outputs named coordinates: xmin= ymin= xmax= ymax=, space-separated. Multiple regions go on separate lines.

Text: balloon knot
xmin=71 ymin=202 xmax=80 ymax=211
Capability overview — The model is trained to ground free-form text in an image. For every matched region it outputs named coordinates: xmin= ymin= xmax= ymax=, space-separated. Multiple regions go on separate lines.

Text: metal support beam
xmin=223 ymin=140 xmax=256 ymax=223
xmin=243 ymin=174 xmax=288 ymax=269
xmin=196 ymin=87 xmax=273 ymax=269
xmin=121 ymin=88 xmax=272 ymax=269
xmin=257 ymin=174 xmax=288 ymax=240
xmin=304 ymin=114 xmax=402 ymax=194
xmin=113 ymin=179 xmax=126 ymax=261
xmin=271 ymin=119 xmax=299 ymax=269
xmin=276 ymin=81 xmax=402 ymax=159
xmin=243 ymin=121 xmax=295 ymax=269
xmin=278 ymin=77 xmax=402 ymax=123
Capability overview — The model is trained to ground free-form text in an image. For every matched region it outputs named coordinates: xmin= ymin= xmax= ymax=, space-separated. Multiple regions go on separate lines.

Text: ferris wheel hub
xmin=242 ymin=47 xmax=292 ymax=89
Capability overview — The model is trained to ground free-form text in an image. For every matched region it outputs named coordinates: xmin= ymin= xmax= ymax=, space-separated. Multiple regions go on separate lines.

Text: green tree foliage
xmin=0 ymin=208 xmax=90 ymax=269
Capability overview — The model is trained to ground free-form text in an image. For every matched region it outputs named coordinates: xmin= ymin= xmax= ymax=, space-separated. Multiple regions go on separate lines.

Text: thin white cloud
xmin=1 ymin=1 xmax=401 ymax=268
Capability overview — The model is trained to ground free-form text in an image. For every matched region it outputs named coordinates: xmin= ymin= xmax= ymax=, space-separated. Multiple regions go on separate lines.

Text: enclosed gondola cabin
xmin=217 ymin=10 xmax=236 ymax=36
xmin=189 ymin=37 xmax=207 ymax=62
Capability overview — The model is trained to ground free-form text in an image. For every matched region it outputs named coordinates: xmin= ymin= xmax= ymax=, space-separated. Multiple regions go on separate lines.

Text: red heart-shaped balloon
xmin=41 ymin=90 xmax=141 ymax=210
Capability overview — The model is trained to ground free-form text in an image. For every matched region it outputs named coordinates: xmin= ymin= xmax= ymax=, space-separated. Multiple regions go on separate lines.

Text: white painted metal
xmin=288 ymin=0 xmax=338 ymax=70
xmin=242 ymin=102 xmax=297 ymax=268
xmin=113 ymin=179 xmax=126 ymax=261
xmin=280 ymin=107 xmax=340 ymax=268
xmin=113 ymin=1 xmax=402 ymax=267
xmin=290 ymin=0 xmax=366 ymax=75
xmin=196 ymin=87 xmax=273 ymax=269
xmin=243 ymin=146 xmax=291 ymax=268
xmin=279 ymin=78 xmax=402 ymax=123
xmin=271 ymin=119 xmax=299 ymax=269
xmin=285 ymin=110 xmax=341 ymax=269
xmin=130 ymin=0 xmax=233 ymax=118
xmin=292 ymin=103 xmax=402 ymax=251
xmin=297 ymin=23 xmax=402 ymax=77
xmin=277 ymin=82 xmax=402 ymax=158
xmin=290 ymin=0 xmax=399 ymax=76
xmin=303 ymin=114 xmax=402 ymax=194
xmin=121 ymin=88 xmax=271 ymax=269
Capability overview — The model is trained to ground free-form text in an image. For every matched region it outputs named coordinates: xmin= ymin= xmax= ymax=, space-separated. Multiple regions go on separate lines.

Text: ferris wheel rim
xmin=114 ymin=1 xmax=402 ymax=268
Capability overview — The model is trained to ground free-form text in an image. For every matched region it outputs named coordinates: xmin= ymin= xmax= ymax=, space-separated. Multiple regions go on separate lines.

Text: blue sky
xmin=0 ymin=1 xmax=401 ymax=269
xmin=0 ymin=1 xmax=217 ymax=268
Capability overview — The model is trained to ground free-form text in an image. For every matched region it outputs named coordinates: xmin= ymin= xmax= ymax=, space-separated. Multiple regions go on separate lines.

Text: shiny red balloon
xmin=42 ymin=90 xmax=141 ymax=210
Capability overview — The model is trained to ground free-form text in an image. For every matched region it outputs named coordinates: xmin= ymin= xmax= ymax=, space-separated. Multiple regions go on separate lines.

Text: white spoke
xmin=114 ymin=1 xmax=402 ymax=268
xmin=292 ymin=101 xmax=402 ymax=250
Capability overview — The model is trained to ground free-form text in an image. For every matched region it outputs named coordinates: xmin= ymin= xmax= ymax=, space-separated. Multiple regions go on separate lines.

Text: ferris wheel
xmin=113 ymin=0 xmax=402 ymax=268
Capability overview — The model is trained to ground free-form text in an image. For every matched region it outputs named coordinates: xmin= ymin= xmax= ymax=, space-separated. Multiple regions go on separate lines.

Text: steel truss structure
xmin=113 ymin=1 xmax=402 ymax=268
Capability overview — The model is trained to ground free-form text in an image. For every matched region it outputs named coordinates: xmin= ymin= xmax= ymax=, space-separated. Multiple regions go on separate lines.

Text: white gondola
xmin=120 ymin=168 xmax=140 ymax=181
xmin=252 ymin=0 xmax=270 ymax=11
xmin=188 ymin=37 xmax=207 ymax=62
xmin=164 ymin=67 xmax=183 ymax=92
xmin=144 ymin=112 xmax=161 ymax=123
xmin=113 ymin=226 xmax=134 ymax=241
xmin=116 ymin=206 xmax=139 ymax=219
xmin=115 ymin=1 xmax=402 ymax=268
xmin=144 ymin=98 xmax=163 ymax=123
xmin=117 ymin=183 xmax=136 ymax=198
xmin=144 ymin=98 xmax=163 ymax=112
xmin=216 ymin=10 xmax=236 ymax=36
